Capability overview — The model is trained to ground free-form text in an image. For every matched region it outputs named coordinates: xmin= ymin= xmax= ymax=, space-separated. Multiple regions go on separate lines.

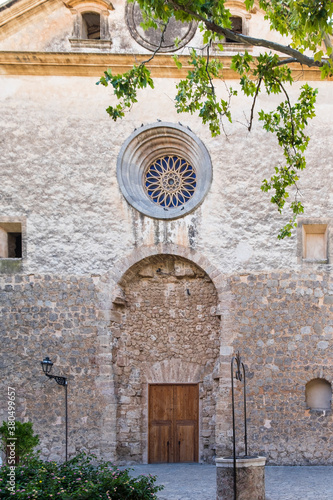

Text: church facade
xmin=0 ymin=0 xmax=332 ymax=465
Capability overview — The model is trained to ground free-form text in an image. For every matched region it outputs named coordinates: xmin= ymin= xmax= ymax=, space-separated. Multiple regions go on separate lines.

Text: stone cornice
xmin=0 ymin=51 xmax=331 ymax=80
xmin=0 ymin=0 xmax=50 ymax=27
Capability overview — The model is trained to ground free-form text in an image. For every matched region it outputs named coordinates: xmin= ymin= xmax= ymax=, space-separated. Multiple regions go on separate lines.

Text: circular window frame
xmin=117 ymin=122 xmax=213 ymax=220
xmin=125 ymin=2 xmax=197 ymax=53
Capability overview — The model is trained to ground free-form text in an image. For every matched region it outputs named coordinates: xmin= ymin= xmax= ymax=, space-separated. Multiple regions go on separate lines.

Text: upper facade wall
xmin=0 ymin=0 xmax=285 ymax=54
xmin=1 ymin=0 xmax=332 ymax=276
xmin=0 ymin=73 xmax=332 ymax=275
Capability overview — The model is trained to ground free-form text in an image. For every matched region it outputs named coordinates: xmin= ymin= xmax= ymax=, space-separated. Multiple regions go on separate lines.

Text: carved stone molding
xmin=0 ymin=52 xmax=327 ymax=79
xmin=125 ymin=1 xmax=197 ymax=53
xmin=117 ymin=122 xmax=213 ymax=220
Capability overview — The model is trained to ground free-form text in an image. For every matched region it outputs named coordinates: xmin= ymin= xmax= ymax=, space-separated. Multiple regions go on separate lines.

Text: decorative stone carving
xmin=125 ymin=1 xmax=197 ymax=53
xmin=117 ymin=122 xmax=213 ymax=220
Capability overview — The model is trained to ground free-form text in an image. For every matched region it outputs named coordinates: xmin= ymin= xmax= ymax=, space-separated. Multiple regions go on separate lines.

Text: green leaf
xmin=173 ymin=55 xmax=183 ymax=69
xmin=314 ymin=50 xmax=324 ymax=62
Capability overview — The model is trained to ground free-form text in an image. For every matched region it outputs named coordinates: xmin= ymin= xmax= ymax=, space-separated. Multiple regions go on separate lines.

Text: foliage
xmin=260 ymin=84 xmax=318 ymax=239
xmin=97 ymin=0 xmax=333 ymax=238
xmin=174 ymin=49 xmax=237 ymax=137
xmin=0 ymin=452 xmax=163 ymax=499
xmin=99 ymin=65 xmax=154 ymax=121
xmin=230 ymin=52 xmax=318 ymax=239
xmin=0 ymin=421 xmax=39 ymax=464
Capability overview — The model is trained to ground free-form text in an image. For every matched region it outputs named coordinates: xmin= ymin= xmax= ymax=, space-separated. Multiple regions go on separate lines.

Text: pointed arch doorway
xmin=148 ymin=383 xmax=199 ymax=463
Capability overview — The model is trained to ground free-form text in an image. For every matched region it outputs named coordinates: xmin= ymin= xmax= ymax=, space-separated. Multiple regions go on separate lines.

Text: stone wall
xmin=224 ymin=270 xmax=333 ymax=465
xmin=112 ymin=255 xmax=220 ymax=464
xmin=1 ymin=266 xmax=332 ymax=465
xmin=0 ymin=272 xmax=114 ymax=462
xmin=0 ymin=0 xmax=275 ymax=55
xmin=1 ymin=0 xmax=333 ymax=470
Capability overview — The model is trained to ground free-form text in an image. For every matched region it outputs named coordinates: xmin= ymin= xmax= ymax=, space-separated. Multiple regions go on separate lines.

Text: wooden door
xmin=174 ymin=384 xmax=198 ymax=462
xmin=148 ymin=385 xmax=173 ymax=463
xmin=149 ymin=384 xmax=198 ymax=463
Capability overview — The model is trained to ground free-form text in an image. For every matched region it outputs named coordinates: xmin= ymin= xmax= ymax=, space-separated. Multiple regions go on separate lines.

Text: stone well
xmin=216 ymin=456 xmax=266 ymax=500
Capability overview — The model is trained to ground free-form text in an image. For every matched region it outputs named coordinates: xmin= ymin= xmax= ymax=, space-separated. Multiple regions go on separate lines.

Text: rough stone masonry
xmin=0 ymin=265 xmax=332 ymax=464
xmin=0 ymin=0 xmax=332 ymax=467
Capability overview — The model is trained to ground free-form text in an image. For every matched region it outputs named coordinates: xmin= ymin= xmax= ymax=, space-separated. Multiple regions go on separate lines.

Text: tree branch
xmin=206 ymin=23 xmax=328 ymax=68
xmin=274 ymin=58 xmax=299 ymax=67
xmin=276 ymin=79 xmax=296 ymax=151
xmin=248 ymin=77 xmax=262 ymax=132
xmin=166 ymin=0 xmax=330 ymax=69
xmin=205 ymin=40 xmax=215 ymax=96
xmin=139 ymin=21 xmax=169 ymax=66
xmin=323 ymin=33 xmax=333 ymax=64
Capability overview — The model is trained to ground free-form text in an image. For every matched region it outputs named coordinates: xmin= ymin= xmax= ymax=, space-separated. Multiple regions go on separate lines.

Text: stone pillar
xmin=70 ymin=9 xmax=81 ymax=38
xmin=216 ymin=456 xmax=266 ymax=500
xmin=0 ymin=227 xmax=8 ymax=258
xmin=100 ymin=11 xmax=110 ymax=40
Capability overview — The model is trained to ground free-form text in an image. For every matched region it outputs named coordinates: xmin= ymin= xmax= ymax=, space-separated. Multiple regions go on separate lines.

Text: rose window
xmin=117 ymin=122 xmax=212 ymax=220
xmin=145 ymin=156 xmax=197 ymax=208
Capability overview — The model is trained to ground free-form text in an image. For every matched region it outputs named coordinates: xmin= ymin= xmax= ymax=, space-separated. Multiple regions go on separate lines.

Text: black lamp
xmin=41 ymin=356 xmax=68 ymax=461
xmin=41 ymin=356 xmax=53 ymax=375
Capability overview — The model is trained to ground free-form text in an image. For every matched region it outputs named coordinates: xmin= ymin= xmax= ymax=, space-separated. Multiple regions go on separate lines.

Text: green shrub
xmin=0 ymin=452 xmax=163 ymax=499
xmin=0 ymin=421 xmax=39 ymax=465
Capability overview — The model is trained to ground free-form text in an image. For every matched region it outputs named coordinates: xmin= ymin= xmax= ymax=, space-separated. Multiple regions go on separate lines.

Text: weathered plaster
xmin=0 ymin=76 xmax=332 ymax=275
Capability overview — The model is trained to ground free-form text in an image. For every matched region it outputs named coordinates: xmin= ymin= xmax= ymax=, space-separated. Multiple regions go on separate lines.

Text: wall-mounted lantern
xmin=41 ymin=356 xmax=68 ymax=462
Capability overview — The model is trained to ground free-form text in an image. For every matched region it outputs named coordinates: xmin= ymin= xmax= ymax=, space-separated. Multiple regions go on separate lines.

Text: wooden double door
xmin=148 ymin=384 xmax=199 ymax=463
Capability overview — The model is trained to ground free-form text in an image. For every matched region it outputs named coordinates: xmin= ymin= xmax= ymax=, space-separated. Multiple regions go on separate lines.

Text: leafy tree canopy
xmin=0 ymin=420 xmax=39 ymax=463
xmin=98 ymin=0 xmax=333 ymax=238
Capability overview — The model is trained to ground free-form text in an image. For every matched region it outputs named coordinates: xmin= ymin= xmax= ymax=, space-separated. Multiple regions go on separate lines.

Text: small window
xmin=65 ymin=0 xmax=113 ymax=50
xmin=213 ymin=12 xmax=252 ymax=53
xmin=82 ymin=12 xmax=101 ymax=40
xmin=225 ymin=16 xmax=243 ymax=43
xmin=306 ymin=379 xmax=332 ymax=411
xmin=303 ymin=224 xmax=327 ymax=262
xmin=0 ymin=223 xmax=22 ymax=259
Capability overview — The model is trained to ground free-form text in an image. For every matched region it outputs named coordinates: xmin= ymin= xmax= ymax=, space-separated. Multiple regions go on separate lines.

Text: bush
xmin=0 ymin=421 xmax=39 ymax=465
xmin=0 ymin=453 xmax=163 ymax=499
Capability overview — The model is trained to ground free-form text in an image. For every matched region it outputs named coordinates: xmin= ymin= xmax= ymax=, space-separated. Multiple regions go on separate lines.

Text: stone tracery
xmin=145 ymin=155 xmax=197 ymax=208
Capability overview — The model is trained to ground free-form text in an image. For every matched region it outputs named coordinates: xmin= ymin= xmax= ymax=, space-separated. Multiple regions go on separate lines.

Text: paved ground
xmin=128 ymin=463 xmax=333 ymax=500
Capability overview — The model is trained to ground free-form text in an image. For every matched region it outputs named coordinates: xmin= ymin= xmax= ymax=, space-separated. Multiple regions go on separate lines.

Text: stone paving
xmin=128 ymin=463 xmax=333 ymax=500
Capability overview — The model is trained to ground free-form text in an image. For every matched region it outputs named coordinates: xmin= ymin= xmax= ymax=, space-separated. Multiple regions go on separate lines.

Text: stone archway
xmin=112 ymin=254 xmax=221 ymax=464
